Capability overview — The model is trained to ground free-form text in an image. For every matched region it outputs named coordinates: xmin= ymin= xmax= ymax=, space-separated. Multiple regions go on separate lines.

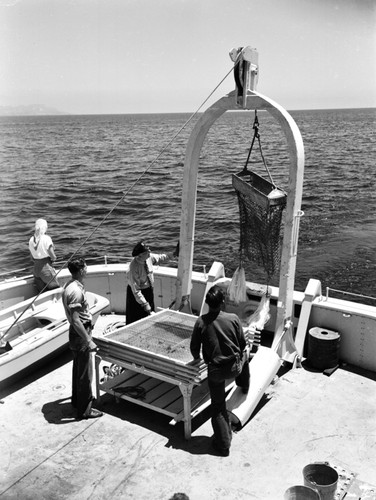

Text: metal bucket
xmin=303 ymin=463 xmax=338 ymax=500
xmin=284 ymin=485 xmax=320 ymax=500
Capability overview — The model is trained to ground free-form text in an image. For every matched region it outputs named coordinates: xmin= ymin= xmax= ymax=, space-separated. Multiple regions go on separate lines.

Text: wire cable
xmin=3 ymin=55 xmax=242 ymax=338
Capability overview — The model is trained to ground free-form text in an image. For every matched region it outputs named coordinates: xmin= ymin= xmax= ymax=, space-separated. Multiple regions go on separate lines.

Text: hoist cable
xmin=244 ymin=110 xmax=275 ymax=187
xmin=2 ymin=55 xmax=243 ymax=340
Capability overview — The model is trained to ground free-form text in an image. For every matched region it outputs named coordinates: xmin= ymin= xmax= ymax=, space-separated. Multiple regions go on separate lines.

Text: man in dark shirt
xmin=190 ymin=285 xmax=249 ymax=456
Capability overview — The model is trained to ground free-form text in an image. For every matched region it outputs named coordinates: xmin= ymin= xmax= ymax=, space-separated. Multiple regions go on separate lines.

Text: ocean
xmin=0 ymin=108 xmax=375 ymax=302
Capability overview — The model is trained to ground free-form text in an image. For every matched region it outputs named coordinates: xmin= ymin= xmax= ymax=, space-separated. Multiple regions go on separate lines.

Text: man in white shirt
xmin=62 ymin=257 xmax=103 ymax=420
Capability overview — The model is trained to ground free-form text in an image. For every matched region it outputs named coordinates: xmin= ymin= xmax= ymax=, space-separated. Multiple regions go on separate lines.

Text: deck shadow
xmin=301 ymin=359 xmax=376 ymax=381
xmin=95 ymin=386 xmax=274 ymax=455
xmin=41 ymin=396 xmax=77 ymax=424
xmin=96 ymin=392 xmax=203 ymax=443
xmin=340 ymin=362 xmax=376 ymax=381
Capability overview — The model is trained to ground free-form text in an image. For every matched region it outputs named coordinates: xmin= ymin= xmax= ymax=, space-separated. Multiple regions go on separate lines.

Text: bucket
xmin=303 ymin=463 xmax=338 ymax=500
xmin=284 ymin=485 xmax=320 ymax=500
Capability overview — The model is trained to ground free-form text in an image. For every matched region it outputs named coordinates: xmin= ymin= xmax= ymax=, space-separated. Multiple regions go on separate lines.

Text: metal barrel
xmin=307 ymin=327 xmax=340 ymax=370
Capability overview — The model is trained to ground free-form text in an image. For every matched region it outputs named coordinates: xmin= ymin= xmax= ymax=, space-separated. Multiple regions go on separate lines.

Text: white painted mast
xmin=175 ymin=47 xmax=305 ymax=362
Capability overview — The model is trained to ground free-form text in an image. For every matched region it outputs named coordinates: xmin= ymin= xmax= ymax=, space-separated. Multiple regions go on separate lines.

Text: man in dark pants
xmin=62 ymin=257 xmax=103 ymax=420
xmin=126 ymin=241 xmax=179 ymax=324
xmin=190 ymin=285 xmax=249 ymax=456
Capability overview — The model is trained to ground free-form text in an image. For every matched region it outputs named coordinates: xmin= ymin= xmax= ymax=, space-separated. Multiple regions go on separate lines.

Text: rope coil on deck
xmin=114 ymin=386 xmax=146 ymax=399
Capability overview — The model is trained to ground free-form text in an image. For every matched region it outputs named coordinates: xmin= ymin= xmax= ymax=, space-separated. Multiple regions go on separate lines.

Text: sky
xmin=0 ymin=0 xmax=375 ymax=114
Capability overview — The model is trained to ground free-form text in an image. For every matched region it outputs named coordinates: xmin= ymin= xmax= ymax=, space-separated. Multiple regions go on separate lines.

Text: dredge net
xmin=232 ymin=168 xmax=287 ymax=282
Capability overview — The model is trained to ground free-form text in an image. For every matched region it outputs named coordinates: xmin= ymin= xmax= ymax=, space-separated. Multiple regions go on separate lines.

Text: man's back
xmin=191 ymin=310 xmax=246 ymax=365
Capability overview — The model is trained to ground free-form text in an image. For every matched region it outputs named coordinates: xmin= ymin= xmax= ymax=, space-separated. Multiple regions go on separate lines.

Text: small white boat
xmin=0 ymin=282 xmax=109 ymax=387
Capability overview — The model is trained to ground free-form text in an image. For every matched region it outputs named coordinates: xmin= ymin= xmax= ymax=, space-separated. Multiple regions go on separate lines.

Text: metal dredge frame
xmin=232 ymin=168 xmax=287 ymax=281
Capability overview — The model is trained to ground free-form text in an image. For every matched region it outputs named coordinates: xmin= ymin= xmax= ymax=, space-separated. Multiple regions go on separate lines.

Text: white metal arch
xmin=175 ymin=89 xmax=305 ymax=360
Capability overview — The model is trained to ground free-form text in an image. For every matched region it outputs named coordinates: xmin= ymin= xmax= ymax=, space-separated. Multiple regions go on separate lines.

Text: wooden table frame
xmin=94 ymin=353 xmax=231 ymax=439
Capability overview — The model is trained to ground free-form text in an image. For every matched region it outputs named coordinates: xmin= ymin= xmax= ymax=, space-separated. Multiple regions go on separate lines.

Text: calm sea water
xmin=0 ymin=108 xmax=375 ymax=301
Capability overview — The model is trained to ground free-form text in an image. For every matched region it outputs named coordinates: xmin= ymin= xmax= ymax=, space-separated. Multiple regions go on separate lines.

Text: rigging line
xmin=257 ymin=133 xmax=275 ymax=187
xmin=57 ymin=54 xmax=243 ymax=264
xmin=243 ymin=112 xmax=259 ymax=170
xmin=56 ymin=61 xmax=239 ymax=261
xmin=32 ymin=58 xmax=242 ymax=276
xmin=0 ymin=419 xmax=99 ymax=497
xmin=245 ymin=111 xmax=275 ymax=187
xmin=2 ymin=58 xmax=240 ymax=339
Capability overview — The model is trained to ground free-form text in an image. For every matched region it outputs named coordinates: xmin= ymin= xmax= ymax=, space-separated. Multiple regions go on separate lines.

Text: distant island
xmin=0 ymin=104 xmax=66 ymax=116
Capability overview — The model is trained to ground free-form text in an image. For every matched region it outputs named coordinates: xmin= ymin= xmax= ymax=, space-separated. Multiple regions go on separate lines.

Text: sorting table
xmin=94 ymin=309 xmax=217 ymax=439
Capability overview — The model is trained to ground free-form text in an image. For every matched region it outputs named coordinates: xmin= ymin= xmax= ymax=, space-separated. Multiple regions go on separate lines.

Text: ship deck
xmin=1 ymin=320 xmax=376 ymax=500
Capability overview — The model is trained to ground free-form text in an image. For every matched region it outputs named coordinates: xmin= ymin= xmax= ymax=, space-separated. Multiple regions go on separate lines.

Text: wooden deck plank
xmin=105 ymin=389 xmax=179 ymax=418
xmin=102 ymin=372 xmax=163 ymax=395
xmin=142 ymin=381 xmax=177 ymax=404
xmin=151 ymin=385 xmax=182 ymax=409
xmin=99 ymin=368 xmax=140 ymax=391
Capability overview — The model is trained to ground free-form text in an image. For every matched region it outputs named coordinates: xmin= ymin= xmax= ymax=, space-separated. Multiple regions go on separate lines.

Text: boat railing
xmin=1 ymin=256 xmax=208 ymax=282
xmin=325 ymin=286 xmax=376 ymax=305
xmin=66 ymin=255 xmax=208 ymax=276
xmin=0 ymin=268 xmax=33 ymax=281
